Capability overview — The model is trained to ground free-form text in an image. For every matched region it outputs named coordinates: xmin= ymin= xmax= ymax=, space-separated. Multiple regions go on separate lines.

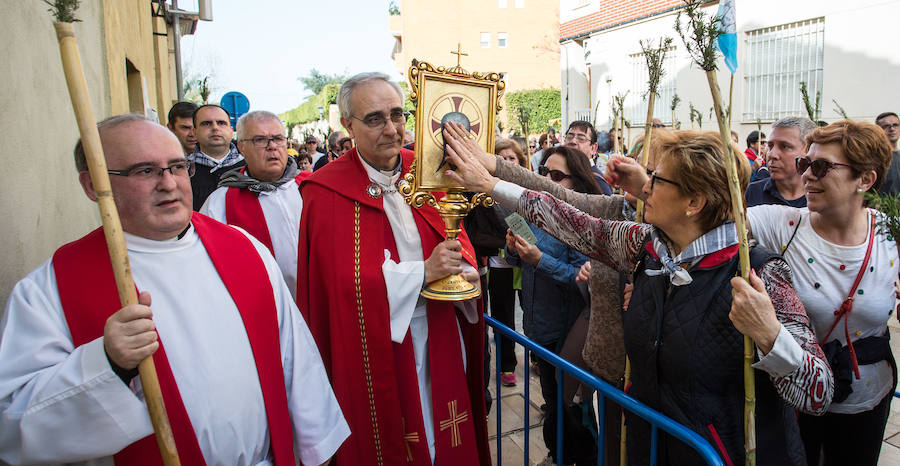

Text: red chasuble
xmin=51 ymin=213 xmax=296 ymax=465
xmin=223 ymin=171 xmax=309 ymax=256
xmin=297 ymin=149 xmax=490 ymax=465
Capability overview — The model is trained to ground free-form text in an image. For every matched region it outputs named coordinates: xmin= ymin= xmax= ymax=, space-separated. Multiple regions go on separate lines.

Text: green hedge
xmin=280 ymin=83 xmax=341 ymax=128
xmin=506 ymin=88 xmax=561 ymax=136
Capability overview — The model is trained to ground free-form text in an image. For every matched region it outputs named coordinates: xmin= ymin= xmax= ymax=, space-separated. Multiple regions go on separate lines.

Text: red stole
xmin=298 ymin=149 xmax=490 ymax=465
xmin=223 ymin=172 xmax=307 ymax=256
xmin=52 ymin=213 xmax=296 ymax=465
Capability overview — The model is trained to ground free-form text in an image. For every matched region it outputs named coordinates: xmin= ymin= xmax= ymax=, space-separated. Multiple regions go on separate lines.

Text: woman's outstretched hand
xmin=606 ymin=155 xmax=649 ymax=200
xmin=442 ymin=122 xmax=500 ymax=194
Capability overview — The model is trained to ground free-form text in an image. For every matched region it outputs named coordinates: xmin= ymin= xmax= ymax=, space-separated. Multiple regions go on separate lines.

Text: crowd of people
xmin=0 ymin=68 xmax=898 ymax=466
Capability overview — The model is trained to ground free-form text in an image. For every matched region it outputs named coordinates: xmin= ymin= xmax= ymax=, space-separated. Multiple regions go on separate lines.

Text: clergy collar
xmin=359 ymin=150 xmax=402 ymax=179
xmin=123 ymin=224 xmax=198 ymax=253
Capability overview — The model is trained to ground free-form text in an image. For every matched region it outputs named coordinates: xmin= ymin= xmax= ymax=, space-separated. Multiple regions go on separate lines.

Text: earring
xmin=856 ymin=188 xmax=865 ymax=194
xmin=686 ymin=210 xmax=692 ymax=217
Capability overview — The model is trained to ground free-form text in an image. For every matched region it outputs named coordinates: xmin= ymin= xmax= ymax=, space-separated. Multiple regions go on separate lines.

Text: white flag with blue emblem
xmin=716 ymin=0 xmax=737 ymax=74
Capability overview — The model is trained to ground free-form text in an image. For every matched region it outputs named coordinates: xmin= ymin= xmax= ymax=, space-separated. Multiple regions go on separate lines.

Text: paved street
xmin=485 ymin=300 xmax=900 ymax=465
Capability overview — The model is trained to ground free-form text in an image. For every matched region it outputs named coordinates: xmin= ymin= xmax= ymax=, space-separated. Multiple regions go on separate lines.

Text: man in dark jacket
xmin=188 ymin=105 xmax=245 ymax=210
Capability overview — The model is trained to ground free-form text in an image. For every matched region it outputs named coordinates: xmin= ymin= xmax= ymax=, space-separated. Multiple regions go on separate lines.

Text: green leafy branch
xmin=866 ymin=192 xmax=900 ymax=240
xmin=674 ymin=0 xmax=723 ymax=72
xmin=833 ymin=99 xmax=849 ymax=119
xmin=640 ymin=37 xmax=673 ymax=100
xmin=799 ymin=81 xmax=821 ymax=121
xmin=44 ymin=0 xmax=80 ymax=22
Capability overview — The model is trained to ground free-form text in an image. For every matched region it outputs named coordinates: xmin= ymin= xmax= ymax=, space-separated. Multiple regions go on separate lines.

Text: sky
xmin=180 ymin=0 xmax=399 ymax=114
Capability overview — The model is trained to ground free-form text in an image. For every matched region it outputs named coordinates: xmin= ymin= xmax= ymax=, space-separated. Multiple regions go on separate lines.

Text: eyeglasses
xmin=564 ymin=132 xmax=590 ymax=144
xmin=108 ymin=160 xmax=195 ymax=179
xmin=795 ymin=156 xmax=853 ymax=178
xmin=538 ymin=166 xmax=572 ymax=182
xmin=646 ymin=168 xmax=681 ymax=190
xmin=352 ymin=111 xmax=410 ymax=130
xmin=879 ymin=123 xmax=900 ymax=130
xmin=241 ymin=135 xmax=288 ymax=148
xmin=652 ymin=123 xmax=665 ymax=128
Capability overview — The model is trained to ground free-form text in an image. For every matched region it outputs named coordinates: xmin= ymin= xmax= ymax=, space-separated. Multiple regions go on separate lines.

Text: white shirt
xmin=360 ymin=157 xmax=477 ymax=461
xmin=0 ymin=224 xmax=349 ymax=465
xmin=201 ymin=180 xmax=302 ymax=299
xmin=749 ymin=205 xmax=899 ymax=413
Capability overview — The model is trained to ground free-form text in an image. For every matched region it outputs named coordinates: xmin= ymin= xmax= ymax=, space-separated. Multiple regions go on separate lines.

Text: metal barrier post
xmin=524 ymin=346 xmax=530 ymax=465
xmin=557 ymin=368 xmax=564 ymax=466
xmin=484 ymin=315 xmax=724 ymax=466
xmin=495 ymin=333 xmax=502 ymax=466
xmin=597 ymin=394 xmax=605 ymax=466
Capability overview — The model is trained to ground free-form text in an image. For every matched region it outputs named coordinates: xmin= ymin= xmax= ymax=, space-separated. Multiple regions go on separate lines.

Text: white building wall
xmin=561 ymin=0 xmax=900 ymax=144
xmin=0 ymin=3 xmax=107 ymax=307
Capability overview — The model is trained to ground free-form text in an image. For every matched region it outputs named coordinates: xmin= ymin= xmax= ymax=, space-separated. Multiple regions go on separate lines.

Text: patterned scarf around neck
xmin=645 ymin=221 xmax=739 ymax=286
xmin=217 ymin=156 xmax=299 ymax=193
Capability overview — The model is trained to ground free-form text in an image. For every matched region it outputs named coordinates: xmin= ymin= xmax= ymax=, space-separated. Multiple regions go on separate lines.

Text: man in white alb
xmin=201 ymin=111 xmax=308 ymax=299
xmin=0 ymin=115 xmax=348 ymax=465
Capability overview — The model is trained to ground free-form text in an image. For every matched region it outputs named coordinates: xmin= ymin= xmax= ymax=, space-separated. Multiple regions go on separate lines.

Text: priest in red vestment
xmin=298 ymin=72 xmax=491 ymax=465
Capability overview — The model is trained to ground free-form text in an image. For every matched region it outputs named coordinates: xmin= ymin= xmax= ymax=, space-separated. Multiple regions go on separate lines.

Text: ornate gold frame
xmin=406 ymin=59 xmax=505 ymax=194
xmin=399 ymin=58 xmax=505 ymax=301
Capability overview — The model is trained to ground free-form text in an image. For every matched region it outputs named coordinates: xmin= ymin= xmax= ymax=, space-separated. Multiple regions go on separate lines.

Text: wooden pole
xmin=612 ymin=113 xmax=621 ymax=157
xmin=728 ymin=74 xmax=735 ymax=128
xmin=53 ymin=21 xmax=181 ymax=466
xmin=705 ymin=67 xmax=755 ymax=466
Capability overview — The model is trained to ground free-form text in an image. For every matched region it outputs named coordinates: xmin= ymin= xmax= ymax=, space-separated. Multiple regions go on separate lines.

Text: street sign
xmin=220 ymin=91 xmax=250 ymax=130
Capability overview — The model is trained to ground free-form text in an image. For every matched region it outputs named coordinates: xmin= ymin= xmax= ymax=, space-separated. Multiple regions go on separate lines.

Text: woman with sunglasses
xmin=744 ymin=121 xmax=896 ymax=466
xmin=443 ymin=124 xmax=832 ymax=465
xmin=510 ymin=146 xmax=604 ymax=465
xmin=487 ymin=139 xmax=529 ymax=386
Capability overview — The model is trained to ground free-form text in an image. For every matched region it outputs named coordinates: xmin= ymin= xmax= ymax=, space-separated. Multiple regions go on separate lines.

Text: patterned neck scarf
xmin=189 ymin=142 xmax=243 ymax=170
xmin=217 ymin=157 xmax=299 ymax=193
xmin=645 ymin=221 xmax=739 ymax=286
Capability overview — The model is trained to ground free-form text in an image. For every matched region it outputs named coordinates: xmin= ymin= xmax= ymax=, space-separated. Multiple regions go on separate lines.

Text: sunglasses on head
xmin=538 ymin=166 xmax=572 ymax=182
xmin=795 ymin=156 xmax=853 ymax=178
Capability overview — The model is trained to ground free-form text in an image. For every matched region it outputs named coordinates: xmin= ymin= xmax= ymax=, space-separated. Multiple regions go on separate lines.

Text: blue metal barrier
xmin=485 ymin=315 xmax=724 ymax=466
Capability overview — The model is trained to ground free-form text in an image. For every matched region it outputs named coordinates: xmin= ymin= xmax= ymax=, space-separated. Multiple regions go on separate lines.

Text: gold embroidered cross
xmin=402 ymin=418 xmax=420 ymax=462
xmin=450 ymin=43 xmax=468 ymax=67
xmin=439 ymin=400 xmax=469 ymax=447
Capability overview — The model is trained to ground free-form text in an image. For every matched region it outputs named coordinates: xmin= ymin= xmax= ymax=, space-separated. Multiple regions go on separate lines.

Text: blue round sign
xmin=220 ymin=91 xmax=250 ymax=130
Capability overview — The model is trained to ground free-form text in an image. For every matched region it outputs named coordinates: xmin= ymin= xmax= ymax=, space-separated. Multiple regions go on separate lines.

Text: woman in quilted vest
xmin=442 ymin=123 xmax=834 ymax=465
xmin=746 ymin=121 xmax=897 ymax=466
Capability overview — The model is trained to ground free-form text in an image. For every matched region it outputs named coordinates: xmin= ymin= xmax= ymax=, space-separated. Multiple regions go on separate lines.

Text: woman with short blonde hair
xmin=444 ymin=124 xmax=833 ymax=465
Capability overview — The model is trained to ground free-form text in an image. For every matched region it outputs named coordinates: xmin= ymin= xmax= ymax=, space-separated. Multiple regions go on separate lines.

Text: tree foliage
xmin=506 ymin=88 xmax=561 ymax=136
xmin=182 ymin=74 xmax=213 ymax=105
xmin=388 ymin=0 xmax=401 ymax=15
xmin=298 ymin=69 xmax=347 ymax=95
xmin=399 ymin=82 xmax=416 ymax=131
xmin=280 ymin=83 xmax=341 ymax=128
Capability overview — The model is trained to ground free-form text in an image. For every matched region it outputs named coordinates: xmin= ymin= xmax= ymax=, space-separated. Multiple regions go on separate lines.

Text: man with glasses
xmin=200 ymin=111 xmax=309 ymax=299
xmin=563 ymin=120 xmax=613 ymax=194
xmin=746 ymin=116 xmax=816 ymax=207
xmin=189 ymin=104 xmax=245 ymax=211
xmin=298 ymin=72 xmax=491 ymax=465
xmin=0 ymin=115 xmax=349 ymax=465
xmin=876 ymin=111 xmax=900 ymax=193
